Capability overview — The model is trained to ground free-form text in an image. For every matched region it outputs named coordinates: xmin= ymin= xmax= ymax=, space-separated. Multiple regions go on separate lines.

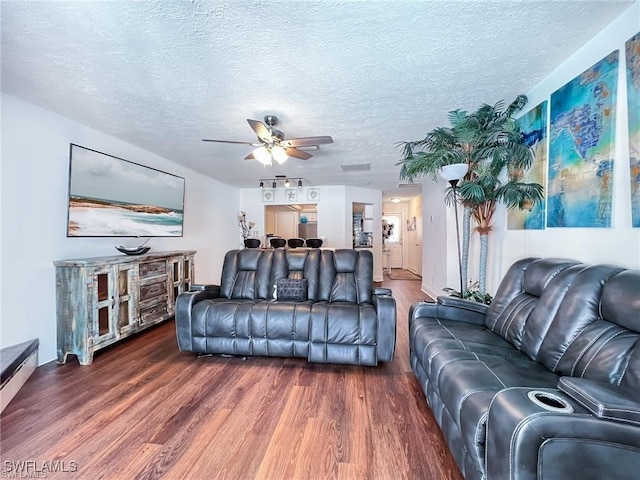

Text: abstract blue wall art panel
xmin=626 ymin=32 xmax=640 ymax=228
xmin=509 ymin=101 xmax=548 ymax=230
xmin=547 ymin=51 xmax=619 ymax=228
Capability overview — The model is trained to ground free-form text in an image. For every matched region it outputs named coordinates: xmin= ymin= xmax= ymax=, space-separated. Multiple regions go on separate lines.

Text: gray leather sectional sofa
xmin=176 ymin=248 xmax=396 ymax=366
xmin=409 ymin=257 xmax=640 ymax=479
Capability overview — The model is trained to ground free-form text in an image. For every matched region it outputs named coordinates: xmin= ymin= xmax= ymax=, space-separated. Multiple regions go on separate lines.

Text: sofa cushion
xmin=317 ymin=250 xmax=373 ymax=304
xmin=277 ymin=278 xmax=308 ymax=301
xmin=220 ymin=249 xmax=274 ymax=300
xmin=535 ymin=265 xmax=626 ymax=374
xmin=190 ymin=298 xmax=312 ymax=358
xmin=308 ymin=302 xmax=378 ymax=365
xmin=435 ymin=352 xmax=559 ymax=477
xmin=485 ymin=258 xmax=579 ymax=351
xmin=411 ymin=317 xmax=523 ymax=378
xmin=272 ymin=249 xmax=321 ymax=301
xmin=600 ymin=270 xmax=640 ymax=333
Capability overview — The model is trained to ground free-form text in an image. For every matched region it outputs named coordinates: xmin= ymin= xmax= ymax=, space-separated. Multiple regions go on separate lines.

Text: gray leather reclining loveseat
xmin=409 ymin=257 xmax=640 ymax=479
xmin=176 ymin=248 xmax=396 ymax=366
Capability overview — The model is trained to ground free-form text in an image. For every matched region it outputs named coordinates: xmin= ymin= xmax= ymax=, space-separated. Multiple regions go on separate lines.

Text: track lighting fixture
xmin=259 ymin=176 xmax=304 ymax=189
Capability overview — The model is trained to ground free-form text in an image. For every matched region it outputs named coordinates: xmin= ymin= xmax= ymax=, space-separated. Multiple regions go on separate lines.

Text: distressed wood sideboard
xmin=54 ymin=250 xmax=195 ymax=365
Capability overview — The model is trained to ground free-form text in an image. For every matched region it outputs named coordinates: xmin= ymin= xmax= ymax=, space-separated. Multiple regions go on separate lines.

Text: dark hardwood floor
xmin=1 ymin=277 xmax=462 ymax=480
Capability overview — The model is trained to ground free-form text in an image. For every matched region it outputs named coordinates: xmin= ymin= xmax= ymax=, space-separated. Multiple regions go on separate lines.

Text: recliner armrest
xmin=371 ymin=291 xmax=396 ymax=362
xmin=558 ymin=377 xmax=640 ymax=426
xmin=175 ymin=289 xmax=221 ymax=352
xmin=409 ymin=296 xmax=488 ymax=325
xmin=437 ymin=295 xmax=489 ymax=314
xmin=190 ymin=284 xmax=220 ymax=295
xmin=373 ymin=287 xmax=392 ymax=297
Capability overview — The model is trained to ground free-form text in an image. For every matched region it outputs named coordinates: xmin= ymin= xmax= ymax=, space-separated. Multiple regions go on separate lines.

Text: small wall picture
xmin=285 ymin=189 xmax=298 ymax=202
xmin=307 ymin=188 xmax=320 ymax=201
xmin=407 ymin=216 xmax=416 ymax=231
xmin=262 ymin=189 xmax=275 ymax=203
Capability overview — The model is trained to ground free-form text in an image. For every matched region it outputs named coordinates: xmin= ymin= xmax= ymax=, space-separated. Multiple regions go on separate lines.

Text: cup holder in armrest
xmin=527 ymin=390 xmax=574 ymax=413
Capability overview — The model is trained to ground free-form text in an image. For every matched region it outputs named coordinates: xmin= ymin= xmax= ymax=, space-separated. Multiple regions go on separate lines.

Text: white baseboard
xmin=421 ymin=284 xmax=440 ymax=301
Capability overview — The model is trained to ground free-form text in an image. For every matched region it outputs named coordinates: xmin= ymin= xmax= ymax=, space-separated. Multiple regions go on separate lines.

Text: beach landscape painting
xmin=67 ymin=145 xmax=185 ymax=237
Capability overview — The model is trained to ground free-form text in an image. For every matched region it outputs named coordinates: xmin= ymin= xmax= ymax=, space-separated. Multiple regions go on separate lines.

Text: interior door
xmin=275 ymin=211 xmax=298 ymax=239
xmin=382 ymin=214 xmax=403 ymax=269
xmin=407 ymin=206 xmax=423 ymax=275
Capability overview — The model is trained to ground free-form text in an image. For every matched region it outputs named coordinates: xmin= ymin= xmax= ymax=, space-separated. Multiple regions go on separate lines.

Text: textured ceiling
xmin=1 ymin=0 xmax=634 ymax=201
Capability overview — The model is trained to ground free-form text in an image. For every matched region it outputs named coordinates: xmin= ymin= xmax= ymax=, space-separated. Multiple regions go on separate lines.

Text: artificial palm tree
xmin=397 ymin=95 xmax=543 ymax=299
xmin=458 ymin=164 xmax=543 ymax=295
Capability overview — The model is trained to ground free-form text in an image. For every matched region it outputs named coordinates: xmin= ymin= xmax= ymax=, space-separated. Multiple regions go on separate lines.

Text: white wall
xmin=0 ymin=93 xmax=239 ymax=365
xmin=421 ymin=4 xmax=640 ymax=298
xmin=421 ymin=178 xmax=454 ymax=298
xmin=240 ymin=185 xmax=384 ymax=281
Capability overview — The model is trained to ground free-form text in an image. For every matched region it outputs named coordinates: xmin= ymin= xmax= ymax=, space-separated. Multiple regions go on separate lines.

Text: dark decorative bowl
xmin=287 ymin=238 xmax=305 ymax=248
xmin=116 ymin=246 xmax=151 ymax=256
xmin=305 ymin=238 xmax=323 ymax=248
xmin=270 ymin=238 xmax=287 ymax=248
xmin=244 ymin=238 xmax=261 ymax=249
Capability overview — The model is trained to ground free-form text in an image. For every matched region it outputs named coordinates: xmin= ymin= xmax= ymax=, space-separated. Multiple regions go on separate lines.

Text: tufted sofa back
xmin=220 ymin=249 xmax=274 ymax=299
xmin=219 ymin=248 xmax=373 ymax=304
xmin=484 ymin=257 xmax=640 ymax=390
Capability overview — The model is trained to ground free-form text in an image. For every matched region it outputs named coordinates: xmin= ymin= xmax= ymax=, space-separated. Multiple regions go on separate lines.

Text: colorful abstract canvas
xmin=626 ymin=32 xmax=640 ymax=227
xmin=547 ymin=51 xmax=619 ymax=228
xmin=509 ymin=101 xmax=548 ymax=230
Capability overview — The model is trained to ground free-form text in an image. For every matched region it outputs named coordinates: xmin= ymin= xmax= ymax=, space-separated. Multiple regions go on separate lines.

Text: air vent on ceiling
xmin=340 ymin=163 xmax=371 ymax=172
xmin=396 ymin=182 xmax=422 ymax=188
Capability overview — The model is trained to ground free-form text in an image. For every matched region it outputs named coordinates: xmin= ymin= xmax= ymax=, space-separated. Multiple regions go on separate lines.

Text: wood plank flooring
xmin=0 ymin=278 xmax=462 ymax=480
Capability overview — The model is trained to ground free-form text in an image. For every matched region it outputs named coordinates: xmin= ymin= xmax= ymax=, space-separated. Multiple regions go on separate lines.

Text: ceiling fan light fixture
xmin=254 ymin=146 xmax=272 ymax=166
xmin=271 ymin=145 xmax=288 ymax=164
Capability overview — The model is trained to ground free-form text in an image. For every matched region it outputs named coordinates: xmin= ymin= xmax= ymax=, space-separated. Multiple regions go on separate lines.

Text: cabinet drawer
xmin=140 ymin=302 xmax=169 ymax=322
xmin=139 ymin=260 xmax=167 ymax=278
xmin=140 ymin=281 xmax=167 ymax=301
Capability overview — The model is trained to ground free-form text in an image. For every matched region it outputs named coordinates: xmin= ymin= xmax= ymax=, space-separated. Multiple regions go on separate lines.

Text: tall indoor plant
xmin=397 ymin=96 xmax=543 ymax=299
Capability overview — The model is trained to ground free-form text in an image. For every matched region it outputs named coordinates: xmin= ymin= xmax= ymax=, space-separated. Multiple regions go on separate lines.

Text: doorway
xmin=382 ymin=213 xmax=403 ymax=269
xmin=264 ymin=204 xmax=318 ymax=242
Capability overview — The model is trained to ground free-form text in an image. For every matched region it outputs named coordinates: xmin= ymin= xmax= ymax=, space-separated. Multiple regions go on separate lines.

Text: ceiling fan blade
xmin=202 ymin=139 xmax=255 ymax=145
xmin=244 ymin=152 xmax=255 ymax=160
xmin=285 ymin=148 xmax=313 ymax=160
xmin=247 ymin=119 xmax=272 ymax=142
xmin=284 ymin=136 xmax=334 ymax=147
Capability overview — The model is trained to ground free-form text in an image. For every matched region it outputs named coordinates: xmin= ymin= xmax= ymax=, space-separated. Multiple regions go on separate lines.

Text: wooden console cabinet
xmin=54 ymin=250 xmax=195 ymax=365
